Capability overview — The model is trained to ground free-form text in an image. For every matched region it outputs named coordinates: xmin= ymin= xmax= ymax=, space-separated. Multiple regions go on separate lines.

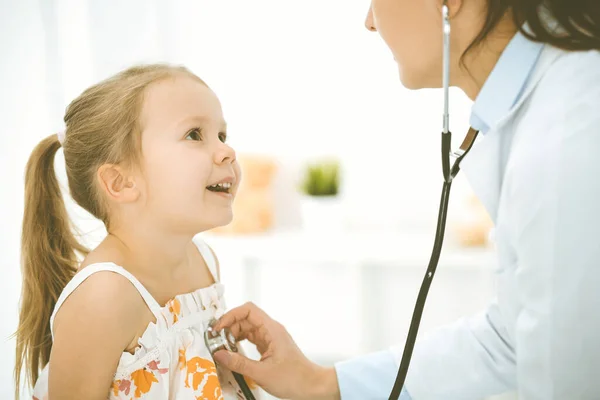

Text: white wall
xmin=1 ymin=0 xmax=482 ymax=398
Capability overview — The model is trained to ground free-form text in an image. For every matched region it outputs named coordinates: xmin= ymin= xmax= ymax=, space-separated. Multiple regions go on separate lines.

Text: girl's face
xmin=135 ymin=75 xmax=241 ymax=234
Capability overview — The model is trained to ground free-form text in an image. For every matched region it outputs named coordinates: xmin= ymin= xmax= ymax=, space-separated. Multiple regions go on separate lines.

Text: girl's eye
xmin=185 ymin=128 xmax=202 ymax=141
xmin=219 ymin=132 xmax=227 ymax=143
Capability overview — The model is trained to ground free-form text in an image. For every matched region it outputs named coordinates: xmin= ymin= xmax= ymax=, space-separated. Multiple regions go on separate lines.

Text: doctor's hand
xmin=212 ymin=302 xmax=340 ymax=400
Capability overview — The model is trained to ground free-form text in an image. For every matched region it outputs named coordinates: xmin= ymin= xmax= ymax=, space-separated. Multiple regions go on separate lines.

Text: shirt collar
xmin=469 ymin=30 xmax=544 ymax=134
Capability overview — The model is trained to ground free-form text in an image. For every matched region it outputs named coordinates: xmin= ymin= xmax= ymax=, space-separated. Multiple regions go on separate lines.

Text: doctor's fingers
xmin=228 ymin=320 xmax=272 ymax=351
xmin=215 ymin=301 xmax=275 ymax=332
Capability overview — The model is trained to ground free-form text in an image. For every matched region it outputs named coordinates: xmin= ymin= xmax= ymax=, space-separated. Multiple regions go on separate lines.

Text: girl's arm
xmin=48 ymin=271 xmax=151 ymax=399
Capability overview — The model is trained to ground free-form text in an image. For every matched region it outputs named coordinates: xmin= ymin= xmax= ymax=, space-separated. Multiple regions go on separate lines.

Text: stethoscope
xmin=204 ymin=318 xmax=257 ymax=400
xmin=204 ymin=3 xmax=479 ymax=400
xmin=387 ymin=2 xmax=480 ymax=399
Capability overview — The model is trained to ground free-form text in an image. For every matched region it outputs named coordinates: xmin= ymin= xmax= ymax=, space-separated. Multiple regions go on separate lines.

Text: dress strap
xmin=193 ymin=236 xmax=219 ymax=282
xmin=50 ymin=263 xmax=162 ymax=338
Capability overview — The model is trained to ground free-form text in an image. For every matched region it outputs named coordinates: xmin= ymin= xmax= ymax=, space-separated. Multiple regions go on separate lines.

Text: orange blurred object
xmin=454 ymin=194 xmax=494 ymax=247
xmin=209 ymin=155 xmax=278 ymax=235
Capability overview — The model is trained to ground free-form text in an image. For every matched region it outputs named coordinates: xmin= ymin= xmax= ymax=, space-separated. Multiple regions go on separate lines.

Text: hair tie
xmin=57 ymin=130 xmax=66 ymax=145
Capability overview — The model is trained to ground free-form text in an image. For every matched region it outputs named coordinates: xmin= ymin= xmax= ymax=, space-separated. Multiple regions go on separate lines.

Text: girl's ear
xmin=97 ymin=164 xmax=140 ymax=203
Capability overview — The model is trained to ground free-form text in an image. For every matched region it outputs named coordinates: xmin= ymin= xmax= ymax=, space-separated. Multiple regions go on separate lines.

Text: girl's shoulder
xmin=52 ymin=263 xmax=152 ymax=344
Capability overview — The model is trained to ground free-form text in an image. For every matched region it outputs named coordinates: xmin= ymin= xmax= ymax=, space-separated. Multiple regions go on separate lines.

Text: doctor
xmin=213 ymin=0 xmax=600 ymax=399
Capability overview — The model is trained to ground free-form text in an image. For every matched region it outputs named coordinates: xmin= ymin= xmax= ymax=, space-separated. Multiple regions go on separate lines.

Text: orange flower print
xmin=168 ymin=298 xmax=182 ymax=324
xmin=183 ymin=356 xmax=223 ymax=399
xmin=130 ymin=368 xmax=159 ymax=398
xmin=200 ymin=371 xmax=224 ymax=400
xmin=111 ymin=360 xmax=166 ymax=398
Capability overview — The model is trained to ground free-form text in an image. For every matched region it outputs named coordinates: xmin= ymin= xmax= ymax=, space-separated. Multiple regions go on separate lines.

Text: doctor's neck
xmin=454 ymin=17 xmax=518 ymax=101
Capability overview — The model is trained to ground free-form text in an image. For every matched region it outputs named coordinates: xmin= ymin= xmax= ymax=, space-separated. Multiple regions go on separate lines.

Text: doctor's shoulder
xmin=515 ymin=47 xmax=600 ymax=143
xmin=533 ymin=48 xmax=600 ymax=117
xmin=498 ymin=46 xmax=600 ymax=203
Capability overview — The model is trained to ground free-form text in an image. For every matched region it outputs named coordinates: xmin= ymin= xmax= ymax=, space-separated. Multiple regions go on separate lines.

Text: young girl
xmin=14 ymin=64 xmax=261 ymax=400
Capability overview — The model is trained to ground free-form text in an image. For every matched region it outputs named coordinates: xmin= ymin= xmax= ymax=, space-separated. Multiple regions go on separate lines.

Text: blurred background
xmin=1 ymin=0 xmax=508 ymax=398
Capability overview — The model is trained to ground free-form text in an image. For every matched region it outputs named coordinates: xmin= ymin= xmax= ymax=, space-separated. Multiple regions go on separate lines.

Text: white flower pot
xmin=300 ymin=195 xmax=343 ymax=232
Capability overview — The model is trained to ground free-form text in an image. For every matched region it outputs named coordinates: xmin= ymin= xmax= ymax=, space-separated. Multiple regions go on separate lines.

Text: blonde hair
xmin=14 ymin=64 xmax=206 ymax=398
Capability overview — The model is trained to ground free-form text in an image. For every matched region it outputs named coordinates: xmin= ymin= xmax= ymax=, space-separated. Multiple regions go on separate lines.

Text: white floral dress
xmin=32 ymin=237 xmax=260 ymax=400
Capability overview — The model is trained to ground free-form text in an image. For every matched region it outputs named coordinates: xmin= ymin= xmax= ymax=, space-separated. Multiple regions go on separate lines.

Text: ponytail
xmin=464 ymin=0 xmax=600 ymax=63
xmin=14 ymin=134 xmax=88 ymax=398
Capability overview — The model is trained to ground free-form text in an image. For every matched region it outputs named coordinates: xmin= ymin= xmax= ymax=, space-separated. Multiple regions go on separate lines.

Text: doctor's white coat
xmin=399 ymin=45 xmax=600 ymax=398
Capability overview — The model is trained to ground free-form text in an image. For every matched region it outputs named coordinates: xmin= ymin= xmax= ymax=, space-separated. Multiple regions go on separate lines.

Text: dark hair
xmin=465 ymin=0 xmax=600 ymax=60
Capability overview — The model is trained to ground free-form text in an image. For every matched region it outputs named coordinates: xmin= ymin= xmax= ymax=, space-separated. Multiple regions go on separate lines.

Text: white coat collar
xmin=469 ymin=31 xmax=544 ymax=134
xmin=460 ymin=44 xmax=565 ymax=222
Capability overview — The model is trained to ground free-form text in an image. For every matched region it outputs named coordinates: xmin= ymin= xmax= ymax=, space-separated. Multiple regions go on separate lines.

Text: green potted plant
xmin=300 ymin=160 xmax=340 ymax=197
xmin=298 ymin=158 xmax=343 ymax=231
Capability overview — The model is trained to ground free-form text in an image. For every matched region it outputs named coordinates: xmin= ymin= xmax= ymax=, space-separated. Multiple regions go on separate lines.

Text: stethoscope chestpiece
xmin=204 ymin=318 xmax=238 ymax=356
